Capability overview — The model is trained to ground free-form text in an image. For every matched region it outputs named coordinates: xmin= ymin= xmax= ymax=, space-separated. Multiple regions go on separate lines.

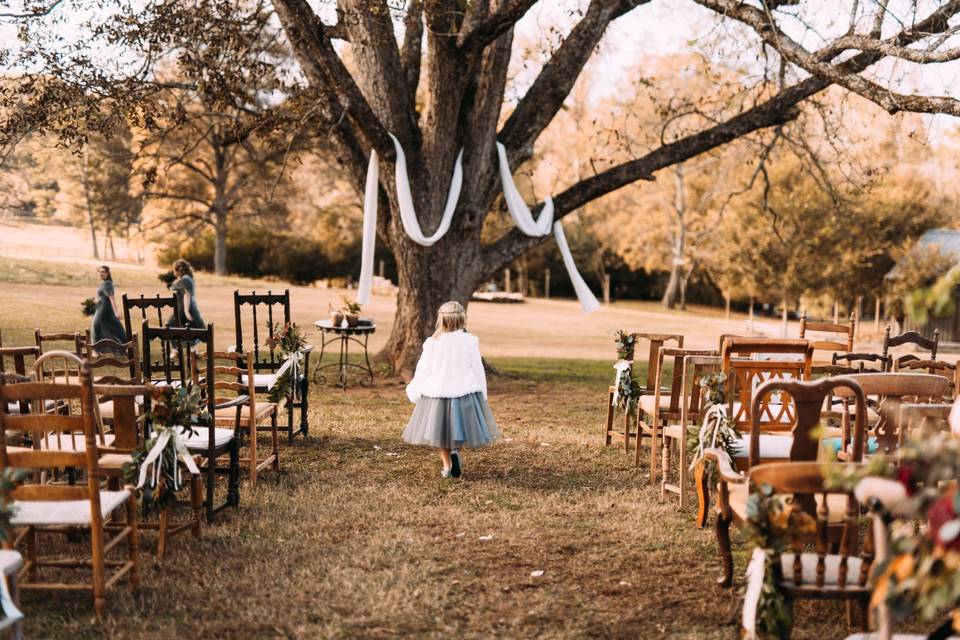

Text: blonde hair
xmin=433 ymin=301 xmax=466 ymax=338
xmin=173 ymin=259 xmax=194 ymax=278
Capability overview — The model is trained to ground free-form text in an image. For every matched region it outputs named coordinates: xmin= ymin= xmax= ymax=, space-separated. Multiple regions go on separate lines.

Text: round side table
xmin=311 ymin=320 xmax=376 ymax=390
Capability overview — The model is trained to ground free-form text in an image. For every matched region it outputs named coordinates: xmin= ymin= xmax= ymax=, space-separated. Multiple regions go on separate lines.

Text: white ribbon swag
xmin=136 ymin=427 xmax=201 ymax=493
xmin=356 ymin=136 xmax=601 ymax=313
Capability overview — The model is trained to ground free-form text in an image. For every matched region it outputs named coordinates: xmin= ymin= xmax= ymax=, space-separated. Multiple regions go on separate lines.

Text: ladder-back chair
xmin=0 ymin=365 xmax=141 ymax=620
xmin=142 ymin=322 xmax=240 ymax=523
xmin=201 ymin=351 xmax=279 ymax=486
xmin=122 ymin=292 xmax=184 ymax=345
xmin=799 ymin=313 xmax=855 ymax=375
xmin=882 ymin=326 xmax=939 ymax=372
xmin=233 ymin=290 xmax=311 ymax=442
xmin=604 ymin=333 xmax=683 ymax=454
xmin=704 ymin=376 xmax=867 ymax=587
xmin=33 ymin=329 xmax=85 ymax=357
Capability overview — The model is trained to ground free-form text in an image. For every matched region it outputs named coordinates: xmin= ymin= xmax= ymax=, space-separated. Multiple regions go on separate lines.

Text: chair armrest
xmin=215 ymin=395 xmax=249 ymax=410
xmin=702 ymin=448 xmax=745 ymax=484
xmin=301 ymin=344 xmax=315 ymax=354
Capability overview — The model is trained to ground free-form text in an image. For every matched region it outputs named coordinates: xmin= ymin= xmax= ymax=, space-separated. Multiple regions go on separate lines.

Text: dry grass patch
xmin=16 ymin=357 xmax=856 ymax=639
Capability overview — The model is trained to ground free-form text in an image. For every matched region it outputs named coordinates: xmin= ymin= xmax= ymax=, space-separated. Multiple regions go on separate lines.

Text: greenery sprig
xmin=0 ymin=469 xmax=26 ymax=544
xmin=158 ymin=270 xmax=176 ymax=289
xmin=81 ymin=297 xmax=96 ymax=317
xmin=122 ymin=383 xmax=210 ymax=511
xmin=743 ymin=484 xmax=817 ymax=639
xmin=266 ymin=322 xmax=306 ymax=405
xmin=687 ymin=372 xmax=740 ymax=481
xmin=614 ymin=330 xmax=636 ymax=361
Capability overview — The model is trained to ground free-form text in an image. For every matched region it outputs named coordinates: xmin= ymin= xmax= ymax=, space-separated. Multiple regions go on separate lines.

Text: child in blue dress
xmin=403 ymin=301 xmax=499 ymax=478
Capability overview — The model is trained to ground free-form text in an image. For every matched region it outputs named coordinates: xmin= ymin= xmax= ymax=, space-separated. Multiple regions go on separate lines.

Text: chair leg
xmin=287 ymin=401 xmax=294 ymax=444
xmin=660 ymin=432 xmax=671 ymax=499
xmin=90 ymin=521 xmax=106 ymax=620
xmin=604 ymin=391 xmax=614 ymax=446
xmin=25 ymin=529 xmax=37 ymax=581
xmin=716 ymin=508 xmax=734 ymax=587
xmin=248 ymin=421 xmax=258 ymax=487
xmin=695 ymin=462 xmax=710 ymax=529
xmin=228 ymin=438 xmax=240 ymax=508
xmin=299 ymin=374 xmax=309 ymax=437
xmin=191 ymin=474 xmax=202 ymax=539
xmin=272 ymin=412 xmax=280 ymax=472
xmin=205 ymin=451 xmax=216 ymax=524
xmin=127 ymin=495 xmax=141 ymax=592
xmin=623 ymin=411 xmax=631 ymax=453
xmin=679 ymin=431 xmax=688 ymax=510
xmin=157 ymin=508 xmax=169 ymax=560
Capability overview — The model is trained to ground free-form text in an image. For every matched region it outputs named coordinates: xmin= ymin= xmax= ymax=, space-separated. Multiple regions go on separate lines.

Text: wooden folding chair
xmin=0 ymin=364 xmax=141 ymax=620
xmin=142 ymin=322 xmax=240 ymax=523
xmin=202 ymin=351 xmax=279 ymax=486
xmin=604 ymin=333 xmax=682 ymax=453
xmin=233 ymin=290 xmax=312 ymax=442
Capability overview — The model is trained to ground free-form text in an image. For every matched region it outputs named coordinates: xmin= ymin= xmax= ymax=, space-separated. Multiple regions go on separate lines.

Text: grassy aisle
xmin=19 ymin=358 xmax=853 ymax=639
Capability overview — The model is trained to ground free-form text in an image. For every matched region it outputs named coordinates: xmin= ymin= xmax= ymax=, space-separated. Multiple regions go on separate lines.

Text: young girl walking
xmin=403 ymin=301 xmax=499 ymax=478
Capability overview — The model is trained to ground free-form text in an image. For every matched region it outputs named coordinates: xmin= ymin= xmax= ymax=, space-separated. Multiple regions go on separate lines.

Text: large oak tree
xmin=4 ymin=0 xmax=960 ymax=372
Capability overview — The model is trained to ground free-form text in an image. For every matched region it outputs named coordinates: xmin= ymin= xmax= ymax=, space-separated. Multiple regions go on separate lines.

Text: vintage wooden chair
xmin=703 ymin=376 xmax=867 ymax=587
xmin=831 ymin=351 xmax=891 ymax=374
xmin=882 ymin=326 xmax=939 ymax=372
xmin=639 ymin=347 xmax=717 ymax=477
xmin=0 ymin=347 xmax=40 ymax=416
xmin=142 ymin=322 xmax=240 ymax=523
xmin=233 ymin=290 xmax=311 ymax=442
xmin=0 ymin=364 xmax=141 ymax=620
xmin=604 ymin=333 xmax=683 ymax=453
xmin=833 ymin=373 xmax=952 ymax=459
xmin=896 ymin=358 xmax=959 ymax=398
xmin=660 ymin=354 xmax=722 ymax=508
xmin=94 ymin=382 xmax=203 ymax=559
xmin=122 ymin=291 xmax=185 ymax=350
xmin=84 ymin=337 xmax=143 ymax=425
xmin=740 ymin=461 xmax=872 ymax=637
xmin=799 ymin=313 xmax=855 ymax=374
xmin=33 ymin=329 xmax=85 ymax=357
xmin=202 ymin=351 xmax=279 ymax=486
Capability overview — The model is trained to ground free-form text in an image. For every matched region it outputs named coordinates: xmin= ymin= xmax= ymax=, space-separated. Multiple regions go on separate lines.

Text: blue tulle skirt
xmin=402 ymin=392 xmax=500 ymax=449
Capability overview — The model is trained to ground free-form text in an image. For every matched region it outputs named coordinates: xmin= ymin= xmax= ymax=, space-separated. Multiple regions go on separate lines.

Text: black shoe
xmin=450 ymin=450 xmax=462 ymax=478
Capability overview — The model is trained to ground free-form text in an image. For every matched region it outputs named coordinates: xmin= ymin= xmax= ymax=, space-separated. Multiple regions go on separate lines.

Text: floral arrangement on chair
xmin=687 ymin=372 xmax=740 ymax=480
xmin=0 ymin=469 xmax=24 ymax=544
xmin=612 ymin=331 xmax=641 ymax=416
xmin=742 ymin=483 xmax=817 ymax=639
xmin=829 ymin=431 xmax=960 ymax=638
xmin=123 ymin=384 xmax=208 ymax=511
xmin=265 ymin=322 xmax=307 ymax=405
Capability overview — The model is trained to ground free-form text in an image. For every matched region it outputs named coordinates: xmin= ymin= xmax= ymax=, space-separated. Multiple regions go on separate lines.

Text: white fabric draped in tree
xmin=355 ymin=136 xmax=601 ymax=314
xmin=390 ymin=133 xmax=463 ymax=247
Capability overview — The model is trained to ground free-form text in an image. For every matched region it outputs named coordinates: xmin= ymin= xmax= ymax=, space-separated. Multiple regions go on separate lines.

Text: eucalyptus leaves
xmin=122 ymin=384 xmax=209 ymax=511
xmin=611 ymin=331 xmax=641 ymax=416
xmin=265 ymin=322 xmax=307 ymax=405
xmin=687 ymin=372 xmax=740 ymax=475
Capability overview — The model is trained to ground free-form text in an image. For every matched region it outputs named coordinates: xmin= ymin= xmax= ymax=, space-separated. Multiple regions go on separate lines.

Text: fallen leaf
xmin=530 ymin=570 xmax=545 ymax=578
xmin=478 ymin=534 xmax=493 ymax=541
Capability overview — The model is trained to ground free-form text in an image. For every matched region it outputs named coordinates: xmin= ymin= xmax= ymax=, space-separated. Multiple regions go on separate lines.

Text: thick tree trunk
xmin=662 ymin=165 xmax=686 ymax=309
xmin=213 ymin=213 xmax=227 ymax=276
xmin=212 ymin=137 xmax=228 ymax=276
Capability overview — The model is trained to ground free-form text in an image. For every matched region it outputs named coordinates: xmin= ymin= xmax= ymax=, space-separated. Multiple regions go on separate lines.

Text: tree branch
xmin=0 ymin=0 xmax=65 ymax=18
xmin=400 ymin=0 xmax=424 ymax=103
xmin=696 ymin=0 xmax=960 ymax=116
xmin=458 ymin=0 xmax=539 ymax=51
xmin=273 ymin=0 xmax=394 ymax=154
xmin=497 ymin=0 xmax=649 ymax=164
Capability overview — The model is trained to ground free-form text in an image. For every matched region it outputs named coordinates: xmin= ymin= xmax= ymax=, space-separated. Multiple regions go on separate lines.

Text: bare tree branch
xmin=498 ymin=0 xmax=649 ymax=164
xmin=400 ymin=0 xmax=424 ymax=102
xmin=458 ymin=0 xmax=539 ymax=51
xmin=0 ymin=0 xmax=65 ymax=19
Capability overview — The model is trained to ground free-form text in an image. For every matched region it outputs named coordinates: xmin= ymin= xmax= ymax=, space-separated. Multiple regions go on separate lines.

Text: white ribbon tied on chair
xmin=137 ymin=428 xmax=200 ymax=493
xmin=611 ymin=360 xmax=633 ymax=406
xmin=741 ymin=547 xmax=767 ymax=640
xmin=268 ymin=351 xmax=302 ymax=401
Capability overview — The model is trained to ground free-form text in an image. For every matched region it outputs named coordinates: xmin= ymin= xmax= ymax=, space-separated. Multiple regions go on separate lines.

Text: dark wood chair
xmin=882 ymin=326 xmax=939 ymax=372
xmin=740 ymin=461 xmax=872 ymax=637
xmin=704 ymin=376 xmax=867 ymax=587
xmin=201 ymin=350 xmax=279 ymax=486
xmin=0 ymin=348 xmax=40 ymax=416
xmin=0 ymin=363 xmax=141 ymax=621
xmin=830 ymin=351 xmax=890 ymax=374
xmin=896 ymin=358 xmax=959 ymax=398
xmin=141 ymin=322 xmax=240 ymax=523
xmin=122 ymin=291 xmax=185 ymax=345
xmin=233 ymin=290 xmax=311 ymax=442
xmin=33 ymin=329 xmax=84 ymax=357
xmin=660 ymin=353 xmax=722 ymax=508
xmin=605 ymin=333 xmax=683 ymax=455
